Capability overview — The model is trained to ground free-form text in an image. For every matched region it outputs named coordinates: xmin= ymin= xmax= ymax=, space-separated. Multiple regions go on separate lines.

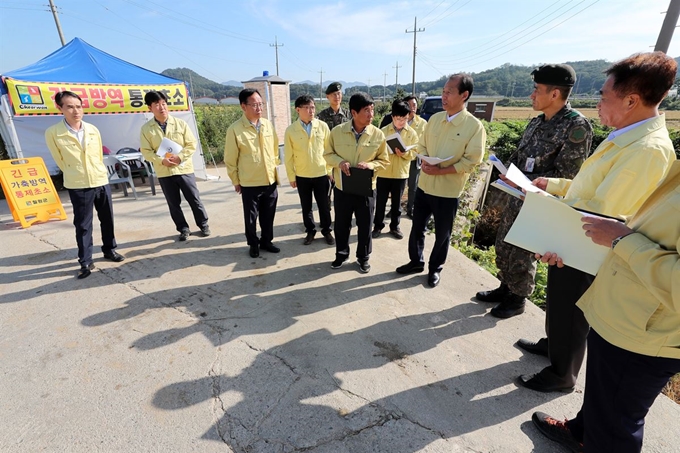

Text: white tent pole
xmin=0 ymin=95 xmax=23 ymax=158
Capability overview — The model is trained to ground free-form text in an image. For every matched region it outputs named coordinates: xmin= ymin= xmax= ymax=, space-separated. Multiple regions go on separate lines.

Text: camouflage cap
xmin=325 ymin=82 xmax=342 ymax=95
xmin=531 ymin=64 xmax=576 ymax=87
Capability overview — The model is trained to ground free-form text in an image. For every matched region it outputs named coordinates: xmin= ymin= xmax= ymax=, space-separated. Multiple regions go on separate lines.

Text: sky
xmin=0 ymin=0 xmax=678 ymax=87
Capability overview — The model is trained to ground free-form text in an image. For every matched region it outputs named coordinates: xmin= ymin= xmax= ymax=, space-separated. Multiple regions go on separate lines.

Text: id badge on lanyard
xmin=525 ymin=157 xmax=535 ymax=173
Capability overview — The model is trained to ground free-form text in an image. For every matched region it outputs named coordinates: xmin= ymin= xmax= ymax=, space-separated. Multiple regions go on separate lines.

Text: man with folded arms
xmin=475 ymin=64 xmax=592 ymax=319
xmin=45 ymin=90 xmax=125 ymax=279
xmin=516 ymin=52 xmax=677 ymax=393
xmin=225 ymin=88 xmax=281 ymax=258
xmin=373 ymin=99 xmax=418 ymax=240
xmin=284 ymin=95 xmax=334 ymax=246
xmin=396 ymin=74 xmax=485 ymax=287
xmin=324 ymin=92 xmax=389 ymax=273
xmin=531 ymin=160 xmax=680 ymax=453
xmin=140 ymin=91 xmax=210 ymax=242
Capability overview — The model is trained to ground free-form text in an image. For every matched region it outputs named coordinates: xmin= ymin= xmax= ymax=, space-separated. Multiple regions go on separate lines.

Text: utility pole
xmin=383 ymin=71 xmax=388 ymax=100
xmin=393 ymin=61 xmax=402 ymax=89
xmin=367 ymin=78 xmax=371 ymax=96
xmin=270 ymin=36 xmax=284 ymax=76
xmin=48 ymin=0 xmax=66 ymax=46
xmin=318 ymin=68 xmax=324 ymax=101
xmin=655 ymin=0 xmax=680 ymax=53
xmin=406 ymin=17 xmax=425 ymax=96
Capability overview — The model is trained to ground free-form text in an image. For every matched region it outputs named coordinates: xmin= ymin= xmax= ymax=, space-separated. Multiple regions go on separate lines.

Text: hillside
xmin=165 ymin=57 xmax=680 ymax=101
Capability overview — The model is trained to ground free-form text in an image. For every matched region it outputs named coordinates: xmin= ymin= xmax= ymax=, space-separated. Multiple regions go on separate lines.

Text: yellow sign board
xmin=0 ymin=157 xmax=67 ymax=228
xmin=4 ymin=78 xmax=190 ymax=116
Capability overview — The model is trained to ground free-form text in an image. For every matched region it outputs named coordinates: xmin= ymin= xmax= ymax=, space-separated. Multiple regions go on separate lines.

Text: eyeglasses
xmin=298 ymin=106 xmax=316 ymax=110
xmin=247 ymin=102 xmax=264 ymax=108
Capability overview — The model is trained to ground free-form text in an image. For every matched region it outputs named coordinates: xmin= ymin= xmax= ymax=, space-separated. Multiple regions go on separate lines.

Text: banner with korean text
xmin=4 ymin=79 xmax=190 ymax=116
xmin=0 ymin=157 xmax=67 ymax=228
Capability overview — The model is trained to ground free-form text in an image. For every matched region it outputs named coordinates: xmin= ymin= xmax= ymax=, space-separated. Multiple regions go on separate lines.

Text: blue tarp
xmin=1 ymin=37 xmax=180 ymax=92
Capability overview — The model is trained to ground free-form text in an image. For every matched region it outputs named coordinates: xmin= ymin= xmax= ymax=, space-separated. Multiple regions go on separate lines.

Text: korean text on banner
xmin=5 ymin=79 xmax=189 ymax=116
xmin=0 ymin=157 xmax=67 ymax=228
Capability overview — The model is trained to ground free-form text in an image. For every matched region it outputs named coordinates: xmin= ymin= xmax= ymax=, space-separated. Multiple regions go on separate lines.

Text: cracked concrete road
xmin=1 ymin=168 xmax=679 ymax=453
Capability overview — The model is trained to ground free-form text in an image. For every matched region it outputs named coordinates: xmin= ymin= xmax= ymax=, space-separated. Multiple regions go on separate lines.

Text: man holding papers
xmin=516 ymin=52 xmax=677 ymax=393
xmin=531 ymin=161 xmax=680 ymax=453
xmin=140 ymin=91 xmax=210 ymax=242
xmin=324 ymin=92 xmax=389 ymax=273
xmin=284 ymin=95 xmax=334 ymax=246
xmin=396 ymin=74 xmax=485 ymax=287
xmin=225 ymin=88 xmax=281 ymax=258
xmin=476 ymin=64 xmax=592 ymax=319
xmin=373 ymin=100 xmax=418 ymax=239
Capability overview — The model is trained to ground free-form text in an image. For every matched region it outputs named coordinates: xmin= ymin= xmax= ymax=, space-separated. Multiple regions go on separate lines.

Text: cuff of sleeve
xmin=546 ymin=178 xmax=562 ymax=194
xmin=614 ymin=233 xmax=649 ymax=262
xmin=452 ymin=162 xmax=464 ymax=174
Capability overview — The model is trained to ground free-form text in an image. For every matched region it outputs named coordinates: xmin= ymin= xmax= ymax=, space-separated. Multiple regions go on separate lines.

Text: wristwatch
xmin=611 ymin=235 xmax=627 ymax=249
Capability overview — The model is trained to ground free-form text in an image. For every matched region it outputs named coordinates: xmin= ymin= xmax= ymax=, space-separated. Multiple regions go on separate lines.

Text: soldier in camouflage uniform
xmin=476 ymin=64 xmax=593 ymax=320
xmin=317 ymin=82 xmax=352 ymax=130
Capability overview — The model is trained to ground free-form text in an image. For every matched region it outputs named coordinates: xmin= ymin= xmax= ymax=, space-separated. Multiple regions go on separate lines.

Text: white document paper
xmin=491 ymin=180 xmax=524 ymax=199
xmin=489 ymin=155 xmax=508 ymax=175
xmin=156 ymin=137 xmax=183 ymax=158
xmin=416 ymin=153 xmax=454 ymax=166
xmin=505 ymin=164 xmax=553 ymax=197
xmin=504 ymin=192 xmax=610 ymax=275
xmin=385 ymin=133 xmax=417 ymax=155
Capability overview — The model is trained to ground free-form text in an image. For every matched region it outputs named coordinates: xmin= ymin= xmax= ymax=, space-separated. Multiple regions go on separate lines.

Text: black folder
xmin=341 ymin=167 xmax=373 ymax=197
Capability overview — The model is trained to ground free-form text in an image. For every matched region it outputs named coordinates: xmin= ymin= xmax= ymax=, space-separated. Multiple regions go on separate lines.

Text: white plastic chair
xmin=103 ymin=155 xmax=138 ymax=200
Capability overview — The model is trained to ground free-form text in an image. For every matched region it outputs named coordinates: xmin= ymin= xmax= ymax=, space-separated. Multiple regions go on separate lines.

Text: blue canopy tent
xmin=0 ymin=38 xmax=208 ymax=179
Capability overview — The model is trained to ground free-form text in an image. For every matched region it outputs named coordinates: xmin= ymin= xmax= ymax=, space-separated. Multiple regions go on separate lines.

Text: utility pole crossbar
xmin=405 ymin=17 xmax=425 ymax=96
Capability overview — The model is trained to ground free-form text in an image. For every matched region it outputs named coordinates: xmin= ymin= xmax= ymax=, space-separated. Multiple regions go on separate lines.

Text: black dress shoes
xmin=249 ymin=244 xmax=259 ymax=258
xmin=490 ymin=293 xmax=526 ymax=318
xmin=103 ymin=251 xmax=125 ymax=262
xmin=260 ymin=242 xmax=280 ymax=253
xmin=428 ymin=271 xmax=440 ymax=288
xmin=78 ymin=263 xmax=95 ymax=279
xmin=323 ymin=232 xmax=335 ymax=245
xmin=516 ymin=338 xmax=549 ymax=357
xmin=517 ymin=373 xmax=574 ymax=393
xmin=396 ymin=261 xmax=425 ymax=274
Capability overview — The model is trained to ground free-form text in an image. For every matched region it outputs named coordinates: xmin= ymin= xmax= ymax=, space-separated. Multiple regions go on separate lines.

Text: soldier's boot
xmin=490 ymin=293 xmax=526 ymax=319
xmin=475 ymin=283 xmax=509 ymax=302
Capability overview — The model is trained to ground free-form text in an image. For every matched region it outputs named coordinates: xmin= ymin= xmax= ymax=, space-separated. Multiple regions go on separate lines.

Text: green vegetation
xmin=193 ymin=104 xmax=242 ymax=163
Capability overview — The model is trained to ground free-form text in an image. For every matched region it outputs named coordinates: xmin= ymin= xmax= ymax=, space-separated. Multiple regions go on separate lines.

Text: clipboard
xmin=341 ymin=167 xmax=373 ymax=197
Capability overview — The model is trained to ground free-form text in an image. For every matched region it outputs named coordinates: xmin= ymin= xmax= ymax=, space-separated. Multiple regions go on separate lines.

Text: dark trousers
xmin=241 ymin=183 xmax=278 ymax=246
xmin=566 ymin=330 xmax=680 ymax=453
xmin=406 ymin=159 xmax=420 ymax=215
xmin=68 ymin=185 xmax=117 ymax=267
xmin=296 ymin=175 xmax=332 ymax=235
xmin=375 ymin=177 xmax=407 ymax=231
xmin=407 ymin=188 xmax=458 ymax=273
xmin=158 ymin=174 xmax=209 ymax=232
xmin=542 ymin=265 xmax=595 ymax=386
xmin=334 ymin=187 xmax=374 ymax=263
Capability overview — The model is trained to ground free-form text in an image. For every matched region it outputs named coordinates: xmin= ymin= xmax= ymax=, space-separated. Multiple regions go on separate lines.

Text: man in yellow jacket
xmin=396 ymin=74 xmax=486 ymax=288
xmin=140 ymin=91 xmax=210 ymax=242
xmin=404 ymin=95 xmax=427 ymax=218
xmin=531 ymin=161 xmax=680 ymax=453
xmin=225 ymin=88 xmax=280 ymax=258
xmin=518 ymin=52 xmax=677 ymax=393
xmin=45 ymin=91 xmax=125 ymax=279
xmin=373 ymin=99 xmax=418 ymax=239
xmin=284 ymin=95 xmax=334 ymax=246
xmin=324 ymin=92 xmax=389 ymax=273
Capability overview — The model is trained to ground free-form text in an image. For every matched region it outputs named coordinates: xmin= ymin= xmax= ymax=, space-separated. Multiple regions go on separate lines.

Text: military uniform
xmin=495 ymin=104 xmax=593 ymax=297
xmin=317 ymin=107 xmax=351 ymax=130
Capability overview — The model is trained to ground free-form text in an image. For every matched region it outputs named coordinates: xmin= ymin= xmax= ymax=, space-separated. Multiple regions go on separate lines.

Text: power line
xmin=406 ymin=17 xmax=426 ymax=95
xmin=270 ymin=36 xmax=283 ymax=76
xmin=420 ymin=0 xmax=447 ymax=22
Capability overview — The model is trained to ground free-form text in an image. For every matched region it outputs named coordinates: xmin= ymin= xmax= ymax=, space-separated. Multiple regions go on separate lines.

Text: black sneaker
xmin=358 ymin=260 xmax=371 ymax=273
xmin=531 ymin=412 xmax=583 ymax=453
xmin=179 ymin=229 xmax=190 ymax=241
xmin=371 ymin=228 xmax=382 ymax=239
xmin=331 ymin=256 xmax=349 ymax=269
xmin=200 ymin=225 xmax=211 ymax=237
xmin=261 ymin=242 xmax=280 ymax=253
